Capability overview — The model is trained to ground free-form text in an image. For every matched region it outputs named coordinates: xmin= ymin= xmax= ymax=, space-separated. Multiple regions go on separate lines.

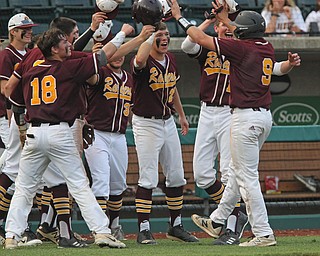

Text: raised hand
xmin=121 ymin=23 xmax=135 ymax=36
xmin=288 ymin=52 xmax=301 ymax=67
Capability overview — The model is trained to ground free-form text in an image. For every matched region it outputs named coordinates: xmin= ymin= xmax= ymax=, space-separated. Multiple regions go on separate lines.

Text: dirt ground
xmin=122 ymin=229 xmax=320 ymax=240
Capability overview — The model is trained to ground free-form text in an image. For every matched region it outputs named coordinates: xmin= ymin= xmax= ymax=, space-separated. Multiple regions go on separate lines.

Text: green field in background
xmin=3 ymin=236 xmax=320 ymax=256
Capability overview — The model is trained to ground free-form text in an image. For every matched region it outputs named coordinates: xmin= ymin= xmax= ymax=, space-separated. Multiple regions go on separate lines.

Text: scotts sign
xmin=176 ymin=97 xmax=320 ymax=127
xmin=271 ymin=97 xmax=320 ymax=126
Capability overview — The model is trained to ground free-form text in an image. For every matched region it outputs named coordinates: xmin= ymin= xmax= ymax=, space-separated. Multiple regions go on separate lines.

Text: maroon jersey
xmin=10 ymin=53 xmax=99 ymax=125
xmin=85 ymin=66 xmax=133 ymax=134
xmin=130 ymin=52 xmax=180 ymax=117
xmin=214 ymin=37 xmax=274 ymax=109
xmin=0 ymin=44 xmax=26 ymax=117
xmin=189 ymin=46 xmax=230 ymax=106
xmin=14 ymin=48 xmax=90 ymax=116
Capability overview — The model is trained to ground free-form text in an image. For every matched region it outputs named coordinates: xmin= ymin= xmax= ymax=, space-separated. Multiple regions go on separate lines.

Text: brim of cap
xmin=14 ymin=23 xmax=39 ymax=29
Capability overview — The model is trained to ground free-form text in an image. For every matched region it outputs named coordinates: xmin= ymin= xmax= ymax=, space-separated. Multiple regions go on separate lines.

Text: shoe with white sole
xmin=239 ymin=234 xmax=277 ymax=247
xmin=191 ymin=214 xmax=223 ymax=238
xmin=94 ymin=233 xmax=126 ymax=248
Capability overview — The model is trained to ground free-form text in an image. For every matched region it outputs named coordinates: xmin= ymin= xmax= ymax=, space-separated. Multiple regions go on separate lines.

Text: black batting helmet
xmin=132 ymin=0 xmax=164 ymax=26
xmin=230 ymin=11 xmax=265 ymax=39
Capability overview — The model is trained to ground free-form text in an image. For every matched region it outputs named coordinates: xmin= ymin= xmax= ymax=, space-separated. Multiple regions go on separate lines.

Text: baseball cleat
xmin=18 ymin=227 xmax=42 ymax=247
xmin=0 ymin=226 xmax=5 ymax=246
xmin=137 ymin=230 xmax=157 ymax=245
xmin=239 ymin=234 xmax=277 ymax=247
xmin=58 ymin=234 xmax=88 ymax=248
xmin=94 ymin=233 xmax=126 ymax=248
xmin=4 ymin=238 xmax=18 ymax=249
xmin=236 ymin=211 xmax=249 ymax=239
xmin=191 ymin=214 xmax=222 ymax=238
xmin=73 ymin=232 xmax=95 ymax=244
xmin=213 ymin=229 xmax=239 ymax=245
xmin=166 ymin=224 xmax=199 ymax=242
xmin=36 ymin=223 xmax=59 ymax=244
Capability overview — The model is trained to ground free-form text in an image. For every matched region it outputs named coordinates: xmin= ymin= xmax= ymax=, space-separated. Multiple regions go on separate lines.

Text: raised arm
xmin=169 ymin=0 xmax=217 ymax=51
xmin=109 ymin=25 xmax=155 ymax=63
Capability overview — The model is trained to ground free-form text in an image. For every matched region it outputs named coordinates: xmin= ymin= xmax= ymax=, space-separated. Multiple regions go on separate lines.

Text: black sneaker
xmin=0 ymin=225 xmax=5 ymax=246
xmin=58 ymin=235 xmax=88 ymax=248
xmin=18 ymin=226 xmax=42 ymax=247
xmin=36 ymin=223 xmax=59 ymax=244
xmin=213 ymin=229 xmax=240 ymax=245
xmin=166 ymin=224 xmax=199 ymax=242
xmin=137 ymin=230 xmax=157 ymax=245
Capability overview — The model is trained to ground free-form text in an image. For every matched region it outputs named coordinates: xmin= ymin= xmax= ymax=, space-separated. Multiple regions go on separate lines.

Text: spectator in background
xmin=261 ymin=0 xmax=306 ymax=35
xmin=305 ymin=0 xmax=320 ymax=31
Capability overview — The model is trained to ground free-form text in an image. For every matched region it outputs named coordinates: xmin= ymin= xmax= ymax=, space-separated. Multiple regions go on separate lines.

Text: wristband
xmin=271 ymin=13 xmax=279 ymax=17
xmin=110 ymin=31 xmax=126 ymax=49
xmin=146 ymin=33 xmax=155 ymax=45
xmin=177 ymin=17 xmax=194 ymax=32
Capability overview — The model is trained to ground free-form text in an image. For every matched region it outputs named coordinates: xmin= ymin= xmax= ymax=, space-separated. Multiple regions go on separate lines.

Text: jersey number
xmin=31 ymin=75 xmax=57 ymax=105
xmin=261 ymin=58 xmax=273 ymax=86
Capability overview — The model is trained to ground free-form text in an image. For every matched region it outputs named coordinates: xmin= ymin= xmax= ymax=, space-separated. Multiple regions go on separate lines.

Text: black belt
xmin=204 ymin=102 xmax=226 ymax=107
xmin=31 ymin=122 xmax=71 ymax=127
xmin=231 ymin=107 xmax=270 ymax=114
xmin=143 ymin=115 xmax=171 ymax=120
xmin=252 ymin=107 xmax=269 ymax=111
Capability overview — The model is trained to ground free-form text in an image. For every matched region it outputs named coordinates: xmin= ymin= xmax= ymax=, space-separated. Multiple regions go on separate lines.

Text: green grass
xmin=3 ymin=236 xmax=320 ymax=256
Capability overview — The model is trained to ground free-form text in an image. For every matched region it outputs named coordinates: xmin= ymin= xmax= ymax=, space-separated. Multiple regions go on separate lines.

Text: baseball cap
xmin=8 ymin=13 xmax=38 ymax=31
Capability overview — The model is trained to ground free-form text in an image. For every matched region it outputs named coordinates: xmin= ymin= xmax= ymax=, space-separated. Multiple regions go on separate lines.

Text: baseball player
xmin=170 ymin=0 xmax=301 ymax=246
xmin=181 ymin=13 xmax=249 ymax=245
xmin=4 ymin=24 xmax=152 ymax=249
xmin=84 ymin=53 xmax=132 ymax=240
xmin=130 ymin=19 xmax=198 ymax=243
xmin=3 ymin=15 xmax=109 ymax=247
xmin=0 ymin=13 xmax=42 ymax=247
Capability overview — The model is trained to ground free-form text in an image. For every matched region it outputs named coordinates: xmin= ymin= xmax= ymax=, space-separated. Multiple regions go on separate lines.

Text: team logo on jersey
xmin=103 ymin=77 xmax=131 ymax=101
xmin=204 ymin=51 xmax=230 ymax=76
xmin=33 ymin=60 xmax=45 ymax=67
xmin=149 ymin=67 xmax=177 ymax=91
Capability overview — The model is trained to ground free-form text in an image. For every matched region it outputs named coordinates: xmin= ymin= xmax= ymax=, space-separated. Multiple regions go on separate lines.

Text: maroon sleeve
xmin=9 ymin=81 xmax=25 ymax=107
xmin=66 ymin=53 xmax=99 ymax=83
xmin=0 ymin=51 xmax=15 ymax=80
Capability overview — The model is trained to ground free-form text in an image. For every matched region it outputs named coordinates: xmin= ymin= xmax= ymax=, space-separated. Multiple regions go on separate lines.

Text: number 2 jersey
xmin=130 ymin=52 xmax=180 ymax=117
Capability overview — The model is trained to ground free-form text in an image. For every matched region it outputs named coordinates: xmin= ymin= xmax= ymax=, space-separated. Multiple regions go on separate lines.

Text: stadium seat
xmin=32 ymin=23 xmax=49 ymax=35
xmin=9 ymin=0 xmax=51 ymax=7
xmin=0 ymin=0 xmax=9 ymax=8
xmin=0 ymin=2 xmax=15 ymax=38
xmin=77 ymin=22 xmax=91 ymax=34
xmin=52 ymin=0 xmax=94 ymax=23
xmin=8 ymin=0 xmax=55 ymax=24
xmin=117 ymin=0 xmax=133 ymax=19
xmin=297 ymin=0 xmax=316 ymax=18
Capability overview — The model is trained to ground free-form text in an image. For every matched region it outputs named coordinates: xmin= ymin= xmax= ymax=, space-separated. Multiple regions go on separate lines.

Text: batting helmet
xmin=132 ymin=0 xmax=164 ymax=26
xmin=230 ymin=11 xmax=265 ymax=39
xmin=93 ymin=20 xmax=113 ymax=42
